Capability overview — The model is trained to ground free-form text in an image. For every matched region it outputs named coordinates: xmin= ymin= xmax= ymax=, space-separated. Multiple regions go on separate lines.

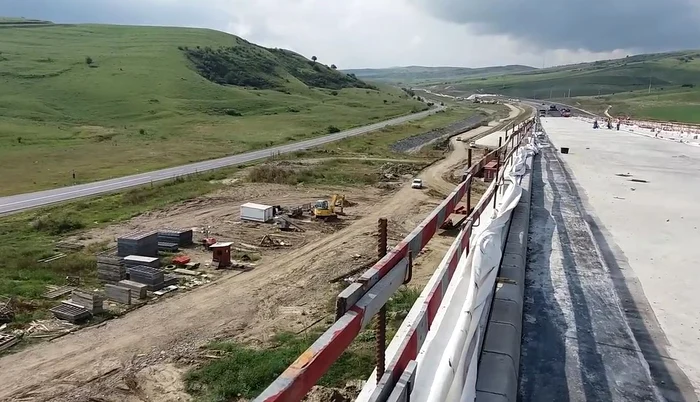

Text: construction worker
xmin=593 ymin=119 xmax=599 ymax=129
xmin=616 ymin=120 xmax=621 ymax=131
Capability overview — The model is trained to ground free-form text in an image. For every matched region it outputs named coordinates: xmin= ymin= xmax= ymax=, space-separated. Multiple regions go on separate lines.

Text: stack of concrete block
xmin=105 ymin=284 xmax=131 ymax=305
xmin=70 ymin=290 xmax=104 ymax=314
xmin=118 ymin=280 xmax=148 ymax=299
xmin=96 ymin=254 xmax=126 ymax=283
xmin=127 ymin=265 xmax=164 ymax=290
xmin=158 ymin=228 xmax=193 ymax=246
xmin=123 ymin=255 xmax=160 ymax=269
xmin=50 ymin=302 xmax=91 ymax=323
xmin=117 ymin=230 xmax=159 ymax=257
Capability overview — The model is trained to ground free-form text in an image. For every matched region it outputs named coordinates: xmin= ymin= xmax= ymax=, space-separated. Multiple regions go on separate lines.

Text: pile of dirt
xmin=391 ymin=114 xmax=486 ymax=153
xmin=379 ymin=162 xmax=422 ymax=180
xmin=303 ymin=384 xmax=361 ymax=402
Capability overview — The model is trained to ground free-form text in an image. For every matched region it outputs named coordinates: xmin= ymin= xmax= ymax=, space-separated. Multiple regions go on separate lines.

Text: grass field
xmin=0 ymin=23 xmax=425 ymax=195
xmin=429 ymin=50 xmax=700 ymax=123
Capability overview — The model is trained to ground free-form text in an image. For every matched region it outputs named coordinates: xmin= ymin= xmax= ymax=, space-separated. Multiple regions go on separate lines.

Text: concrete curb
xmin=475 ymin=152 xmax=534 ymax=402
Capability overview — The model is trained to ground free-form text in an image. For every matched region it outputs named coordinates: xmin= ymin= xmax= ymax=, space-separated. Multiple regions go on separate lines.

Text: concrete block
xmin=476 ymin=351 xmax=517 ymax=401
xmin=494 ymin=282 xmax=522 ymax=307
xmin=482 ymin=321 xmax=521 ymax=371
xmin=489 ymin=298 xmax=522 ymax=335
xmin=118 ymin=280 xmax=148 ymax=299
xmin=498 ymin=264 xmax=525 ymax=288
xmin=501 ymin=252 xmax=525 ymax=271
xmin=475 ymin=390 xmax=509 ymax=402
xmin=105 ymin=284 xmax=131 ymax=305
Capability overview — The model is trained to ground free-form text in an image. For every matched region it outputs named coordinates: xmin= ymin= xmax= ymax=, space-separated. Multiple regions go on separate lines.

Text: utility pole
xmin=549 ymin=88 xmax=553 ymax=99
xmin=648 ymin=76 xmax=652 ymax=94
xmin=568 ymin=88 xmax=571 ymax=98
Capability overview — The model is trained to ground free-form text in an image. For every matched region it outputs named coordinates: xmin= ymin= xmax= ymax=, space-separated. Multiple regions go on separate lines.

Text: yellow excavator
xmin=313 ymin=194 xmax=345 ymax=220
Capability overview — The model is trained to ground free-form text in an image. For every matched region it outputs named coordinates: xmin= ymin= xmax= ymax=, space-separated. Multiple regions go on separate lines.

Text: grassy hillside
xmin=429 ymin=50 xmax=700 ymax=123
xmin=344 ymin=65 xmax=536 ymax=85
xmin=0 ymin=23 xmax=425 ymax=195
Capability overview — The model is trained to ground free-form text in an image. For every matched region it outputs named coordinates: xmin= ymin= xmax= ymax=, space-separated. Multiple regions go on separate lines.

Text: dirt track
xmin=0 ymin=107 xmax=525 ymax=402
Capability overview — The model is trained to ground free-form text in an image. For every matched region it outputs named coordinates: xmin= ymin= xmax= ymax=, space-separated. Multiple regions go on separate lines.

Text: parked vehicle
xmin=411 ymin=178 xmax=423 ymax=189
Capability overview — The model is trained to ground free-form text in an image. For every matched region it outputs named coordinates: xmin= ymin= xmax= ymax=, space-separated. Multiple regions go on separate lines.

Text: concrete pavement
xmin=0 ymin=108 xmax=440 ymax=215
xmin=524 ymin=117 xmax=699 ymax=401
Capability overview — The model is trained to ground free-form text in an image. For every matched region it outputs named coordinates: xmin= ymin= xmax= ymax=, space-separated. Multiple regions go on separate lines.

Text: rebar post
xmin=376 ymin=218 xmax=388 ymax=382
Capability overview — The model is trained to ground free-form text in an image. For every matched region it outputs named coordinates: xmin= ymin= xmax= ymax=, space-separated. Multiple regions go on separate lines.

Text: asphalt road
xmin=0 ymin=107 xmax=441 ymax=215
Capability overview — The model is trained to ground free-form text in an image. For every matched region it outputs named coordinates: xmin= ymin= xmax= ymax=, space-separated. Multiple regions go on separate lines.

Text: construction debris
xmin=0 ymin=298 xmax=14 ymax=324
xmin=0 ymin=333 xmax=19 ymax=351
xmin=163 ymin=275 xmax=179 ymax=287
xmin=71 ymin=290 xmax=105 ymax=314
xmin=105 ymin=284 xmax=131 ymax=305
xmin=23 ymin=319 xmax=75 ymax=338
xmin=173 ymin=268 xmax=200 ymax=276
xmin=172 ymin=255 xmax=191 ymax=265
xmin=275 ymin=216 xmax=305 ymax=232
xmin=118 ymin=280 xmax=148 ymax=299
xmin=260 ymin=234 xmax=292 ymax=247
xmin=38 ymin=252 xmax=67 ymax=263
xmin=153 ymin=285 xmax=179 ymax=296
xmin=43 ymin=286 xmax=75 ymax=300
xmin=184 ymin=262 xmax=200 ymax=270
xmin=117 ymin=230 xmax=159 ymax=257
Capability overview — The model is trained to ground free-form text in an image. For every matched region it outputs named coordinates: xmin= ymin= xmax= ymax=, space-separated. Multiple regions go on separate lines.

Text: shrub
xmin=327 ymin=125 xmax=341 ymax=134
xmin=224 ymin=109 xmax=242 ymax=116
xmin=330 ymin=90 xmax=339 ymax=96
xmin=139 ymin=128 xmax=146 ymax=135
xmin=32 ymin=214 xmax=85 ymax=235
xmin=85 ymin=56 xmax=93 ymax=65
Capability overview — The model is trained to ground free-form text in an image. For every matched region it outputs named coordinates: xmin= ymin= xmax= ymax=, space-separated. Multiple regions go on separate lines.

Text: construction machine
xmin=313 ymin=194 xmax=345 ymax=220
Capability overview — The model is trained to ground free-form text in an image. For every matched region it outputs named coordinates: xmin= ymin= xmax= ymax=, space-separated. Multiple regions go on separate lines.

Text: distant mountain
xmin=343 ymin=65 xmax=537 ymax=85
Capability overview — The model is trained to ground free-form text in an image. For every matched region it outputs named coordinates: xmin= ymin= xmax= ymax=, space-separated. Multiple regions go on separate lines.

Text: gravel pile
xmin=391 ymin=114 xmax=486 ymax=153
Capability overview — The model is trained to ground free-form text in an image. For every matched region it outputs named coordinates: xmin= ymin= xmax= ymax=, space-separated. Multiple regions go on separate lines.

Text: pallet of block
xmin=71 ymin=290 xmax=104 ymax=314
xmin=50 ymin=302 xmax=91 ymax=323
xmin=105 ymin=284 xmax=131 ymax=305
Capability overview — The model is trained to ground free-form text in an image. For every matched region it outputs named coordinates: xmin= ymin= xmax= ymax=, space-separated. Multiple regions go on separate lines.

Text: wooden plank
xmin=43 ymin=286 xmax=75 ymax=299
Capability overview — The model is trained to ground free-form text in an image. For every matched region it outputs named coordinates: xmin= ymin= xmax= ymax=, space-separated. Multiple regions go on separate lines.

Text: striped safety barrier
xmin=255 ymin=119 xmax=535 ymax=402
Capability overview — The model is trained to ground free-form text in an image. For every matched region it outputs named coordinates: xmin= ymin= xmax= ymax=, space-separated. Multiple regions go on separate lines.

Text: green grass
xmin=0 ymin=169 xmax=232 ymax=325
xmin=438 ymin=50 xmax=700 ymax=123
xmin=185 ymin=287 xmax=420 ymax=401
xmin=0 ymin=23 xmax=425 ymax=195
xmin=305 ymin=106 xmax=486 ymax=159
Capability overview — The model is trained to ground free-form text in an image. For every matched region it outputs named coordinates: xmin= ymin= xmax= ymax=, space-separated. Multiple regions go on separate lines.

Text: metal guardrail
xmin=254 ymin=119 xmax=536 ymax=402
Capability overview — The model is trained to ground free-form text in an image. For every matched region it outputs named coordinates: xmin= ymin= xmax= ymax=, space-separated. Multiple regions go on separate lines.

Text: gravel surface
xmin=391 ymin=114 xmax=486 ymax=152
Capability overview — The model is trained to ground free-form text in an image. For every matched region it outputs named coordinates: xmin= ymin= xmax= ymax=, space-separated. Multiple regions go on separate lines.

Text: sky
xmin=1 ymin=0 xmax=700 ymax=69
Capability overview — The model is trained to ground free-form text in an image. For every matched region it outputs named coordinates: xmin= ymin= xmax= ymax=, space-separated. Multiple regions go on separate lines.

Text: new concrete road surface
xmin=0 ymin=108 xmax=440 ymax=215
xmin=520 ymin=117 xmax=699 ymax=401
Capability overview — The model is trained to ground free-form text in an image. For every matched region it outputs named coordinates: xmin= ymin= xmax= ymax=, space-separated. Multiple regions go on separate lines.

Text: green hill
xmin=431 ymin=51 xmax=700 ymax=123
xmin=344 ymin=65 xmax=536 ymax=85
xmin=0 ymin=23 xmax=425 ymax=195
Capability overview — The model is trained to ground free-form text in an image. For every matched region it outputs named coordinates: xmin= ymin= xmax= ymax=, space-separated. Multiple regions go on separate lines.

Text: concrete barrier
xmin=475 ymin=154 xmax=534 ymax=402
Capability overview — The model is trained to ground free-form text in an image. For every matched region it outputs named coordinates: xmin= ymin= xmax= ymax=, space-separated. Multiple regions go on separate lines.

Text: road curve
xmin=0 ymin=108 xmax=441 ymax=215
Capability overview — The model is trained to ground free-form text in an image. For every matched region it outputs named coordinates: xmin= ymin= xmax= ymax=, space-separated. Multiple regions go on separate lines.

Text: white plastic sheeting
xmin=355 ymin=140 xmax=538 ymax=402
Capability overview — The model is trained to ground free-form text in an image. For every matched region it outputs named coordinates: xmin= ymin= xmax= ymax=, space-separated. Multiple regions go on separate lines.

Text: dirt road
xmin=0 ymin=108 xmax=525 ymax=402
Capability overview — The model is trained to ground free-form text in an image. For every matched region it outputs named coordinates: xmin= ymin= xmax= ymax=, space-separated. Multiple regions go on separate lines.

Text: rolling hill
xmin=427 ymin=50 xmax=700 ymax=123
xmin=0 ymin=22 xmax=425 ymax=195
xmin=344 ymin=65 xmax=536 ymax=85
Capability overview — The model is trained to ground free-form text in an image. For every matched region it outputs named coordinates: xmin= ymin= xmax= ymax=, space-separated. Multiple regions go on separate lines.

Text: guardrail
xmin=254 ymin=118 xmax=536 ymax=402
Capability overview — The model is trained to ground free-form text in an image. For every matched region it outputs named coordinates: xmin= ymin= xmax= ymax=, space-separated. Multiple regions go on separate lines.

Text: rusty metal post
xmin=467 ymin=148 xmax=473 ymax=213
xmin=376 ymin=218 xmax=388 ymax=382
xmin=494 ymin=138 xmax=502 ymax=209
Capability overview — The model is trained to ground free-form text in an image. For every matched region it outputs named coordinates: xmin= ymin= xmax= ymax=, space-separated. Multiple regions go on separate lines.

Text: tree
xmin=85 ymin=56 xmax=93 ymax=65
xmin=331 ymin=64 xmax=337 ymax=70
xmin=311 ymin=56 xmax=318 ymax=62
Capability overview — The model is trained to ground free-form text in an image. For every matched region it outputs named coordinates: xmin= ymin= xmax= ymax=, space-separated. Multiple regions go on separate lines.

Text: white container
xmin=240 ymin=202 xmax=274 ymax=223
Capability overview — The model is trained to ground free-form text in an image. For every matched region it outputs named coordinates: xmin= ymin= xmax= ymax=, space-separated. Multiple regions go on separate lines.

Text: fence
xmin=254 ymin=118 xmax=536 ymax=402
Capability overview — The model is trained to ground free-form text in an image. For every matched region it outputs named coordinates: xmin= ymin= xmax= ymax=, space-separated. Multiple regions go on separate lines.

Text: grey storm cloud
xmin=0 ymin=0 xmax=230 ymax=29
xmin=410 ymin=0 xmax=700 ymax=52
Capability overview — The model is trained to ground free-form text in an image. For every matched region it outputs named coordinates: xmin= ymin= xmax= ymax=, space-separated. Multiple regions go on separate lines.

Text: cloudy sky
xmin=2 ymin=0 xmax=700 ymax=69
